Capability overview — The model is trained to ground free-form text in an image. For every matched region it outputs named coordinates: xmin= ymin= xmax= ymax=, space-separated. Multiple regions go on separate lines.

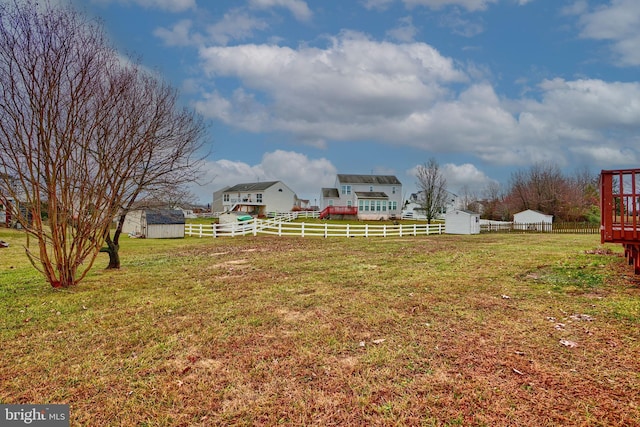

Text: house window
xmin=341 ymin=185 xmax=351 ymax=195
xmin=392 ymin=186 xmax=396 ymax=194
xmin=347 ymin=200 xmax=352 ymax=207
xmin=223 ymin=194 xmax=229 ymax=202
xmin=370 ymin=186 xmax=373 ymax=192
xmin=389 ymin=201 xmax=397 ymax=211
xmin=382 ymin=201 xmax=387 ymax=211
xmin=376 ymin=200 xmax=381 ymax=211
xmin=256 ymin=194 xmax=263 ymax=203
xmin=328 ymin=200 xmax=334 ymax=206
xmin=359 ymin=200 xmax=363 ymax=211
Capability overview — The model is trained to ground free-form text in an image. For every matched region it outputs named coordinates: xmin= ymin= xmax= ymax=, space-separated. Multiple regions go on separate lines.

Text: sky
xmin=71 ymin=0 xmax=640 ymax=206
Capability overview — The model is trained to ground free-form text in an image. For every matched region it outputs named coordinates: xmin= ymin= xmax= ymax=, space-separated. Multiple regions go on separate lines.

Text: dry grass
xmin=1 ymin=228 xmax=639 ymax=426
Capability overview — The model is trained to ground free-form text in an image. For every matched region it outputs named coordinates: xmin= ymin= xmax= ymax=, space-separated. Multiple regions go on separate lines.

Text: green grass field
xmin=1 ymin=228 xmax=639 ymax=426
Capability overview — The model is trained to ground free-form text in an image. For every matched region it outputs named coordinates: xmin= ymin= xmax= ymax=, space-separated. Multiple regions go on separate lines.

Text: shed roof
xmin=337 ymin=174 xmax=401 ymax=185
xmin=225 ymin=181 xmax=280 ymax=192
xmin=145 ymin=209 xmax=185 ymax=225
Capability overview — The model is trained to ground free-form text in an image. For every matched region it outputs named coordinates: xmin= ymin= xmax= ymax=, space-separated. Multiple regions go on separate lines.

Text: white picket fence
xmin=185 ymin=217 xmax=444 ymax=238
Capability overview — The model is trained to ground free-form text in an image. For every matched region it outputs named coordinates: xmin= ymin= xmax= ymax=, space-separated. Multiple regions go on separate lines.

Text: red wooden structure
xmin=319 ymin=205 xmax=358 ymax=219
xmin=600 ymin=168 xmax=640 ymax=273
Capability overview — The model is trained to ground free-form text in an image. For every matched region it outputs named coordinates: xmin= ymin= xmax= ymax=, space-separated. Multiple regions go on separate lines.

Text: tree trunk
xmin=103 ymin=232 xmax=120 ymax=269
xmin=103 ymin=215 xmax=125 ymax=269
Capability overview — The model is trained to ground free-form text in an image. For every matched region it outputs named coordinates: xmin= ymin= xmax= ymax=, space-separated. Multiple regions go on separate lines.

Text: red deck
xmin=600 ymin=169 xmax=640 ymax=273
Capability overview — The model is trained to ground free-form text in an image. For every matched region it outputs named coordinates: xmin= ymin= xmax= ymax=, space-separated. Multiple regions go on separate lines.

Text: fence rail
xmin=185 ymin=219 xmax=445 ymax=238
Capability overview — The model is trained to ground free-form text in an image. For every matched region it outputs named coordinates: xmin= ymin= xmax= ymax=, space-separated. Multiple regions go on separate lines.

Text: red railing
xmin=319 ymin=205 xmax=358 ymax=219
xmin=601 ymin=168 xmax=640 ymax=273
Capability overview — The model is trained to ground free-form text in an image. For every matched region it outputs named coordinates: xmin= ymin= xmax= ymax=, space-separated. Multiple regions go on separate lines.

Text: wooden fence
xmin=480 ymin=221 xmax=599 ymax=234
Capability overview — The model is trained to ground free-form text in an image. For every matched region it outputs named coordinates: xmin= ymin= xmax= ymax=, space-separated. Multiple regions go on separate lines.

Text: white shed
xmin=513 ymin=209 xmax=553 ymax=231
xmin=445 ymin=209 xmax=480 ymax=235
xmin=122 ymin=209 xmax=185 ymax=238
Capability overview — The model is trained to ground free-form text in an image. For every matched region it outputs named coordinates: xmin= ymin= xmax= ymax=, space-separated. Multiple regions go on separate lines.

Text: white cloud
xmin=206 ymin=9 xmax=269 ymax=45
xmin=194 ymin=31 xmax=640 ymax=173
xmin=387 ymin=16 xmax=419 ymax=42
xmin=154 ymin=9 xmax=269 ymax=47
xmin=576 ymin=0 xmax=640 ymax=66
xmin=402 ymin=0 xmax=499 ymax=12
xmin=249 ymin=0 xmax=313 ymax=21
xmin=190 ymin=150 xmax=336 ymax=203
xmin=362 ymin=0 xmax=395 ymax=11
xmin=442 ymin=163 xmax=498 ymax=194
xmin=91 ymin=0 xmax=195 ymax=12
xmin=153 ymin=19 xmax=196 ymax=47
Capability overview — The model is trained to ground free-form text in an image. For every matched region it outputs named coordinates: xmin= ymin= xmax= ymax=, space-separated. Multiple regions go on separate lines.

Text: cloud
xmin=90 ymin=0 xmax=195 ymax=12
xmin=576 ymin=0 xmax=640 ymax=66
xmin=441 ymin=163 xmax=498 ymax=193
xmin=361 ymin=0 xmax=395 ymax=11
xmin=387 ymin=16 xmax=419 ymax=42
xmin=402 ymin=0 xmax=499 ymax=12
xmin=194 ymin=31 xmax=640 ymax=173
xmin=190 ymin=150 xmax=336 ymax=203
xmin=153 ymin=19 xmax=196 ymax=46
xmin=249 ymin=0 xmax=313 ymax=22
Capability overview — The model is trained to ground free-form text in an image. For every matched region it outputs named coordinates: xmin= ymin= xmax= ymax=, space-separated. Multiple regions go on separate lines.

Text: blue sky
xmin=73 ymin=0 xmax=640 ymax=205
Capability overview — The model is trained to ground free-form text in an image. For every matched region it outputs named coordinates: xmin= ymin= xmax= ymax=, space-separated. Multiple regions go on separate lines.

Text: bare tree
xmin=0 ymin=1 xmax=206 ymax=287
xmin=415 ymin=158 xmax=448 ymax=224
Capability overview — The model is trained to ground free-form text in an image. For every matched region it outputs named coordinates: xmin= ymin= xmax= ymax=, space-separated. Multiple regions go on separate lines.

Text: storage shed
xmin=122 ymin=209 xmax=185 ymax=239
xmin=445 ymin=209 xmax=480 ymax=235
xmin=513 ymin=209 xmax=553 ymax=231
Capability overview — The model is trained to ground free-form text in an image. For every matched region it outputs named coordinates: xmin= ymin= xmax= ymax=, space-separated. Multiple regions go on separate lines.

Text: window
xmin=223 ymin=194 xmax=229 ymax=202
xmin=376 ymin=200 xmax=381 ymax=211
xmin=370 ymin=186 xmax=373 ymax=192
xmin=328 ymin=200 xmax=334 ymax=206
xmin=359 ymin=200 xmax=364 ymax=211
xmin=389 ymin=201 xmax=397 ymax=211
xmin=347 ymin=200 xmax=352 ymax=207
xmin=256 ymin=194 xmax=262 ymax=203
xmin=392 ymin=186 xmax=396 ymax=194
xmin=341 ymin=185 xmax=351 ymax=195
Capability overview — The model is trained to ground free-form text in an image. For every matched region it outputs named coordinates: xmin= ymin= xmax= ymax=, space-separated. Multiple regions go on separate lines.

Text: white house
xmin=445 ymin=209 xmax=481 ymax=235
xmin=513 ymin=209 xmax=553 ymax=231
xmin=122 ymin=209 xmax=185 ymax=238
xmin=212 ymin=181 xmax=298 ymax=216
xmin=320 ymin=174 xmax=403 ymax=220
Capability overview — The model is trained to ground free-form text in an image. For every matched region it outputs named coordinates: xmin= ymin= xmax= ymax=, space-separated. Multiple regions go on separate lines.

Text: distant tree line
xmin=466 ymin=163 xmax=600 ymax=223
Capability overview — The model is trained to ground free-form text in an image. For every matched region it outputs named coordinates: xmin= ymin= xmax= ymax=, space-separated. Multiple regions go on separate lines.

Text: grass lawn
xmin=1 ymin=228 xmax=639 ymax=426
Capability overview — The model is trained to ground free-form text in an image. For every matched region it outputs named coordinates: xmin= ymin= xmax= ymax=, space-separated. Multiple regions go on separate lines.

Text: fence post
xmin=347 ymin=223 xmax=350 ymax=237
xmin=253 ymin=219 xmax=257 ymax=236
xmin=301 ymin=222 xmax=305 ymax=237
xmin=324 ymin=223 xmax=328 ymax=238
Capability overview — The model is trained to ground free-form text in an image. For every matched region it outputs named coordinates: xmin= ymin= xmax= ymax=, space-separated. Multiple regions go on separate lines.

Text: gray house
xmin=321 ymin=174 xmax=403 ymax=220
xmin=121 ymin=209 xmax=185 ymax=238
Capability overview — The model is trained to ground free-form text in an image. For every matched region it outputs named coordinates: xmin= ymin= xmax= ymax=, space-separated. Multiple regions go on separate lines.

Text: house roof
xmin=322 ymin=188 xmax=340 ymax=198
xmin=224 ymin=181 xmax=281 ymax=192
xmin=355 ymin=191 xmax=388 ymax=199
xmin=337 ymin=174 xmax=401 ymax=185
xmin=145 ymin=209 xmax=185 ymax=225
